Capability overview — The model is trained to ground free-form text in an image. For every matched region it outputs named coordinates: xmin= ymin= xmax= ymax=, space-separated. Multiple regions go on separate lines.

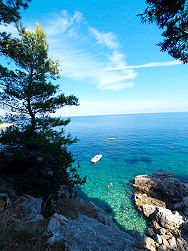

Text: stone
xmin=18 ymin=195 xmax=44 ymax=222
xmin=172 ymin=202 xmax=185 ymax=211
xmin=96 ymin=211 xmax=115 ymax=227
xmin=154 ymin=234 xmax=162 ymax=244
xmin=161 ymin=235 xmax=169 ymax=247
xmin=183 ymin=208 xmax=188 ymax=216
xmin=144 ymin=237 xmax=156 ymax=251
xmin=155 ymin=207 xmax=184 ymax=231
xmin=181 ymin=221 xmax=188 ymax=234
xmin=47 ymin=215 xmax=136 ymax=250
xmin=158 ymin=228 xmax=173 ymax=239
xmin=142 ymin=204 xmax=156 ymax=218
xmin=153 ymin=220 xmax=161 ymax=229
xmin=157 ymin=244 xmax=167 ymax=251
xmin=133 ymin=172 xmax=188 ymax=204
xmin=47 ymin=213 xmax=69 ymax=236
xmin=148 ymin=227 xmax=155 ymax=237
xmin=176 ymin=237 xmax=188 ymax=251
xmin=88 ymin=201 xmax=117 ymax=228
xmin=134 ymin=191 xmax=166 ymax=209
xmin=168 ymin=237 xmax=177 ymax=249
xmin=183 ymin=197 xmax=188 ymax=208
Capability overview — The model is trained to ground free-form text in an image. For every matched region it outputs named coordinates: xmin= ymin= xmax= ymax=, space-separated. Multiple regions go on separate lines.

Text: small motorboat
xmin=91 ymin=154 xmax=102 ymax=164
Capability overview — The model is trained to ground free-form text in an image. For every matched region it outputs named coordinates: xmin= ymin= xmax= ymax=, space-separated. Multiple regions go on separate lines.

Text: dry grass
xmin=56 ymin=197 xmax=98 ymax=221
xmin=0 ymin=201 xmax=67 ymax=251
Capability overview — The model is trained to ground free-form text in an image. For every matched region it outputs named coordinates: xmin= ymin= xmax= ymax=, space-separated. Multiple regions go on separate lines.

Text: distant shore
xmin=0 ymin=123 xmax=14 ymax=130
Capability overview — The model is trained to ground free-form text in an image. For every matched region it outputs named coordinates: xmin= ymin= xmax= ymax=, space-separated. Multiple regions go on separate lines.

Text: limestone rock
xmin=144 ymin=237 xmax=156 ymax=251
xmin=154 ymin=234 xmax=162 ymax=244
xmin=48 ymin=215 xmax=137 ymax=250
xmin=88 ymin=201 xmax=117 ymax=227
xmin=183 ymin=208 xmax=188 ymax=216
xmin=168 ymin=237 xmax=177 ymax=249
xmin=18 ymin=195 xmax=44 ymax=222
xmin=142 ymin=204 xmax=156 ymax=218
xmin=47 ymin=213 xmax=69 ymax=241
xmin=134 ymin=172 xmax=188 ymax=203
xmin=133 ymin=172 xmax=188 ymax=250
xmin=172 ymin=202 xmax=185 ymax=211
xmin=183 ymin=197 xmax=188 ymax=208
xmin=176 ymin=237 xmax=188 ymax=251
xmin=155 ymin=207 xmax=184 ymax=231
xmin=134 ymin=191 xmax=166 ymax=209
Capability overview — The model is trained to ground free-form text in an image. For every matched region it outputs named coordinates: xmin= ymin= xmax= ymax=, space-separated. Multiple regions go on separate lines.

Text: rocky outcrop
xmin=16 ymin=195 xmax=44 ymax=222
xmin=47 ymin=213 xmax=70 ymax=244
xmin=133 ymin=172 xmax=188 ymax=251
xmin=47 ymin=214 xmax=144 ymax=250
xmin=88 ymin=201 xmax=117 ymax=227
xmin=134 ymin=172 xmax=188 ymax=206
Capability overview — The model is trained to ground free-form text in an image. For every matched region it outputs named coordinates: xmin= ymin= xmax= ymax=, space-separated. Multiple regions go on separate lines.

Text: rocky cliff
xmin=133 ymin=172 xmax=188 ymax=251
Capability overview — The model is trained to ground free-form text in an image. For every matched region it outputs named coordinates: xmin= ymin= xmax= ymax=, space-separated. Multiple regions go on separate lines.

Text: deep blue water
xmin=65 ymin=112 xmax=188 ymax=233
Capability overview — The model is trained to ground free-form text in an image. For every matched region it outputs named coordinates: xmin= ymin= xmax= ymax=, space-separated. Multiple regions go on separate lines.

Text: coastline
xmin=0 ymin=123 xmax=15 ymax=130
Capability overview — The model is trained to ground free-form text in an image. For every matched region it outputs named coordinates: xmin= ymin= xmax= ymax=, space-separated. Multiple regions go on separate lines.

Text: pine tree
xmin=0 ymin=24 xmax=86 ymax=199
xmin=138 ymin=0 xmax=188 ymax=63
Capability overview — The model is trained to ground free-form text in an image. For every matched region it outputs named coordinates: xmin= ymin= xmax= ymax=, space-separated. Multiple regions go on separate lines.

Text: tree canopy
xmin=0 ymin=23 xmax=86 ymax=200
xmin=138 ymin=0 xmax=188 ymax=63
xmin=0 ymin=0 xmax=31 ymax=25
xmin=0 ymin=23 xmax=78 ymax=127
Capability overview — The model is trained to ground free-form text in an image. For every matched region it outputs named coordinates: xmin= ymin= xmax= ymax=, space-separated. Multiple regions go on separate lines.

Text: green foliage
xmin=138 ymin=0 xmax=188 ymax=63
xmin=0 ymin=24 xmax=86 ymax=199
xmin=0 ymin=0 xmax=31 ymax=25
xmin=0 ymin=124 xmax=85 ymax=199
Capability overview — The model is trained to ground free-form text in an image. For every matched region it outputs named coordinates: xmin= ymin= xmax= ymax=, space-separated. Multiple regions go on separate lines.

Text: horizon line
xmin=62 ymin=110 xmax=188 ymax=118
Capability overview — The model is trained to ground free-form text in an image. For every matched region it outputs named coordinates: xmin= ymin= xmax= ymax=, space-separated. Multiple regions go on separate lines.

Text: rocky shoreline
xmin=0 ymin=172 xmax=187 ymax=250
xmin=133 ymin=172 xmax=188 ymax=251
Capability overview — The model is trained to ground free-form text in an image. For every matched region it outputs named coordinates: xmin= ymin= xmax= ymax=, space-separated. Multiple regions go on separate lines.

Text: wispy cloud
xmin=0 ymin=10 xmax=183 ymax=92
xmin=89 ymin=27 xmax=118 ymax=49
xmin=43 ymin=10 xmax=136 ymax=91
xmin=105 ymin=60 xmax=182 ymax=71
xmin=45 ymin=10 xmax=84 ymax=36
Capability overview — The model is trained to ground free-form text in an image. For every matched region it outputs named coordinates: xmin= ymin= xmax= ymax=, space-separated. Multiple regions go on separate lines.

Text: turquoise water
xmin=66 ymin=112 xmax=188 ymax=233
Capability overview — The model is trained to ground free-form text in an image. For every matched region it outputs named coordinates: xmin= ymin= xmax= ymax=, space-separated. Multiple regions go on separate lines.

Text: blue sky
xmin=1 ymin=0 xmax=188 ymax=116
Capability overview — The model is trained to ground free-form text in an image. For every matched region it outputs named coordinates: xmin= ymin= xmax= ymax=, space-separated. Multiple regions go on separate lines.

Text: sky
xmin=1 ymin=0 xmax=188 ymax=116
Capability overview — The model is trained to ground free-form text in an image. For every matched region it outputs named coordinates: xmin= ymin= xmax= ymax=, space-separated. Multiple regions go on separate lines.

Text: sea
xmin=65 ymin=112 xmax=188 ymax=233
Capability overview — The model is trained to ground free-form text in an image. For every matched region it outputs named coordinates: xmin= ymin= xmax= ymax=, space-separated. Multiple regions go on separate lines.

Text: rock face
xmin=134 ymin=172 xmax=188 ymax=205
xmin=155 ymin=208 xmax=184 ymax=232
xmin=133 ymin=172 xmax=188 ymax=251
xmin=88 ymin=201 xmax=117 ymax=227
xmin=47 ymin=213 xmax=70 ymax=244
xmin=16 ymin=195 xmax=44 ymax=222
xmin=47 ymin=214 xmax=141 ymax=250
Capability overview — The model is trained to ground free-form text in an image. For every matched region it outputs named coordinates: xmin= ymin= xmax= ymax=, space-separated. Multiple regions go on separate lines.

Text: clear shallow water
xmin=65 ymin=112 xmax=188 ymax=233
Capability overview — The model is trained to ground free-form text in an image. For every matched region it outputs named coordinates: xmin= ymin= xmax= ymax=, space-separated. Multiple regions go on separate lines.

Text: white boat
xmin=91 ymin=154 xmax=102 ymax=164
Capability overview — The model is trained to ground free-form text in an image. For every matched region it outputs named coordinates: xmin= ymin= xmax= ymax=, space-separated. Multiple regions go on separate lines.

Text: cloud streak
xmin=0 ymin=10 xmax=183 ymax=92
xmin=43 ymin=10 xmax=137 ymax=91
xmin=105 ymin=60 xmax=182 ymax=71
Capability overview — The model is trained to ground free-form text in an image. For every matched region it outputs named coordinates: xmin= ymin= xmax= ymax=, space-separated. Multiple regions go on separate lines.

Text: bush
xmin=0 ymin=124 xmax=86 ymax=201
